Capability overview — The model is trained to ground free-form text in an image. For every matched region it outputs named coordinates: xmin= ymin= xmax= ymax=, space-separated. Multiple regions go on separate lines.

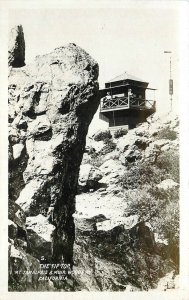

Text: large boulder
xmin=9 ymin=24 xmax=100 ymax=278
xmin=99 ymin=159 xmax=126 ymax=185
xmin=73 ymin=213 xmax=173 ymax=291
xmin=26 ymin=214 xmax=56 ymax=260
xmin=99 ymin=159 xmax=125 ymax=176
xmin=78 ymin=164 xmax=102 ymax=191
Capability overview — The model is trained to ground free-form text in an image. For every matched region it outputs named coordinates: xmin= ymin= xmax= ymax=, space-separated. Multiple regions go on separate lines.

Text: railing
xmin=101 ymin=96 xmax=129 ymax=110
xmin=100 ymin=96 xmax=155 ymax=111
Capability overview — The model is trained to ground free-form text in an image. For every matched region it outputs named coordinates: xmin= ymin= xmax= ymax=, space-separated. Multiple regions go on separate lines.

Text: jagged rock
xmin=27 ymin=115 xmax=51 ymax=138
xmin=161 ymin=144 xmax=170 ymax=151
xmin=8 ymin=200 xmax=26 ymax=230
xmin=12 ymin=143 xmax=24 ymax=160
xmin=99 ymin=159 xmax=125 ymax=176
xmin=134 ymin=137 xmax=149 ymax=150
xmin=96 ymin=215 xmax=139 ymax=232
xmin=75 ymin=192 xmax=128 ymax=220
xmin=74 ymin=214 xmax=108 ymax=232
xmin=116 ymin=132 xmax=141 ymax=152
xmin=78 ymin=164 xmax=102 ymax=191
xmin=16 ymin=238 xmax=27 ymax=250
xmin=73 ymin=255 xmax=128 ymax=291
xmin=9 ymin=141 xmax=29 ymax=202
xmin=86 ymin=137 xmax=105 ymax=153
xmin=16 ymin=179 xmax=47 ymax=215
xmin=74 ymin=216 xmax=173 ymax=291
xmin=98 ymin=159 xmax=125 ymax=186
xmin=151 ymin=139 xmax=170 ymax=148
xmin=102 ymin=150 xmax=120 ymax=162
xmin=122 ymin=146 xmax=142 ymax=164
xmin=8 ymin=25 xmax=25 ymax=67
xmin=8 ymin=200 xmax=29 ymax=279
xmin=144 ymin=139 xmax=169 ymax=162
xmin=9 ymin=243 xmax=54 ymax=291
xmin=8 ymin=220 xmax=54 ymax=291
xmin=135 ymin=122 xmax=150 ymax=137
xmin=26 ymin=214 xmax=56 ymax=260
xmin=8 ymin=220 xmax=18 ymax=240
xmin=157 ymin=179 xmax=179 ymax=190
xmin=9 ymin=38 xmax=99 ymax=272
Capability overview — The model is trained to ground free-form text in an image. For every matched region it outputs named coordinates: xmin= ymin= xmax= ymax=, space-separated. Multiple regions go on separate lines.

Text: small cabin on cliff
xmin=99 ymin=72 xmax=156 ymax=130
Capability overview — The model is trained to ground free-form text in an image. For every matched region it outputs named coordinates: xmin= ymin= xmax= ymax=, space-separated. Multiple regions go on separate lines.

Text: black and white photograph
xmin=0 ymin=0 xmax=189 ymax=298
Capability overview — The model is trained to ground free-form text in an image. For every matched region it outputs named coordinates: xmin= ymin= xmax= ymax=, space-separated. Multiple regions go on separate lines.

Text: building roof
xmin=107 ymin=71 xmax=148 ymax=84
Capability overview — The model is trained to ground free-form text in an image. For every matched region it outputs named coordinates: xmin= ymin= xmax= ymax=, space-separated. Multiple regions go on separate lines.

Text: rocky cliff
xmin=8 ymin=26 xmax=99 ymax=291
xmin=73 ymin=112 xmax=179 ymax=291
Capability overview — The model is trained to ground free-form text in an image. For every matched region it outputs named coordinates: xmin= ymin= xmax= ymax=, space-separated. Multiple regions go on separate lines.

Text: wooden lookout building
xmin=99 ymin=72 xmax=156 ymax=130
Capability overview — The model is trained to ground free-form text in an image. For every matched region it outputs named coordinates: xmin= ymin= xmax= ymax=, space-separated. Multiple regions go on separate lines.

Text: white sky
xmin=9 ymin=6 xmax=180 ymax=132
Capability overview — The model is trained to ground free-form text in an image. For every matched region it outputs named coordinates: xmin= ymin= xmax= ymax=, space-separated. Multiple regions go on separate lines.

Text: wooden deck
xmin=100 ymin=96 xmax=155 ymax=112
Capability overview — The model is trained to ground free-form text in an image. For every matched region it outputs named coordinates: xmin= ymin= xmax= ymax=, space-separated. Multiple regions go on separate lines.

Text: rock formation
xmin=8 ymin=26 xmax=99 ymax=290
xmin=8 ymin=25 xmax=25 ymax=67
xmin=73 ymin=112 xmax=179 ymax=291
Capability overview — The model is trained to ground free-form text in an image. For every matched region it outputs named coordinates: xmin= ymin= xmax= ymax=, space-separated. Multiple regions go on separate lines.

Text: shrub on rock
xmin=93 ymin=130 xmax=112 ymax=142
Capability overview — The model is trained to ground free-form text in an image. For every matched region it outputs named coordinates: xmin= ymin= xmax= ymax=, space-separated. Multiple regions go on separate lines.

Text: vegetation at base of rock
xmin=156 ymin=150 xmax=179 ymax=183
xmin=156 ymin=127 xmax=177 ymax=141
xmin=114 ymin=128 xmax=128 ymax=138
xmin=93 ymin=130 xmax=112 ymax=141
xmin=83 ymin=142 xmax=116 ymax=167
xmin=123 ymin=187 xmax=179 ymax=265
xmin=119 ymin=149 xmax=179 ymax=189
xmin=119 ymin=162 xmax=166 ymax=189
xmin=83 ymin=134 xmax=116 ymax=167
xmin=118 ymin=142 xmax=179 ymax=270
xmin=99 ymin=139 xmax=116 ymax=155
xmin=84 ymin=153 xmax=104 ymax=168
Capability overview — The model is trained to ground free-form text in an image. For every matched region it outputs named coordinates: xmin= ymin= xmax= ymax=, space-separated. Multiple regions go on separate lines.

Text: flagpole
xmin=164 ymin=51 xmax=173 ymax=111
